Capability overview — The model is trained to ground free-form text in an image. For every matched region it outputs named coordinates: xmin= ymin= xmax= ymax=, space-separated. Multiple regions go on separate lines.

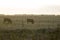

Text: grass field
xmin=0 ymin=28 xmax=59 ymax=40
xmin=0 ymin=15 xmax=59 ymax=40
xmin=0 ymin=15 xmax=59 ymax=30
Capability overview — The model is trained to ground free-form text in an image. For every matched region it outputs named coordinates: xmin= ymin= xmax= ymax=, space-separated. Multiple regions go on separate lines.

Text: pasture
xmin=0 ymin=28 xmax=59 ymax=40
xmin=0 ymin=15 xmax=59 ymax=30
xmin=0 ymin=15 xmax=59 ymax=40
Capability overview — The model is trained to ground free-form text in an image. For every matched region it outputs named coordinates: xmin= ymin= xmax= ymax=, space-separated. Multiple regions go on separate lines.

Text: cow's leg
xmin=7 ymin=19 xmax=12 ymax=24
xmin=9 ymin=21 xmax=12 ymax=24
xmin=7 ymin=20 xmax=12 ymax=24
xmin=32 ymin=21 xmax=34 ymax=24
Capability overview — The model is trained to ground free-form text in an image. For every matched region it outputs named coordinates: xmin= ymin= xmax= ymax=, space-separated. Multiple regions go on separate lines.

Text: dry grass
xmin=0 ymin=28 xmax=59 ymax=40
xmin=0 ymin=15 xmax=59 ymax=40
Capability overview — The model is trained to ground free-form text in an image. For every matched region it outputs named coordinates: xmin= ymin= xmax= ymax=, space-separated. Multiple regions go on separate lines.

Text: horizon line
xmin=0 ymin=14 xmax=60 ymax=16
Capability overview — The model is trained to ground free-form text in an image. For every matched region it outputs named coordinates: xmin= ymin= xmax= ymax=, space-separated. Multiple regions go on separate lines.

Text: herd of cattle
xmin=1 ymin=15 xmax=60 ymax=30
xmin=3 ymin=18 xmax=34 ymax=24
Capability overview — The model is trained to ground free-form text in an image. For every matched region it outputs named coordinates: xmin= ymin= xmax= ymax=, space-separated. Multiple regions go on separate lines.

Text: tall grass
xmin=0 ymin=28 xmax=60 ymax=40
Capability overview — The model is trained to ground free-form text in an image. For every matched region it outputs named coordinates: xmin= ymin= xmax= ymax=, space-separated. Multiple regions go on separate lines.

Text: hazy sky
xmin=0 ymin=0 xmax=60 ymax=15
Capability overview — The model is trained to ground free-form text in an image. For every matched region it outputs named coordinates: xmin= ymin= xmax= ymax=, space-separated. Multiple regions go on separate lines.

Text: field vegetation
xmin=0 ymin=28 xmax=59 ymax=40
xmin=0 ymin=15 xmax=59 ymax=40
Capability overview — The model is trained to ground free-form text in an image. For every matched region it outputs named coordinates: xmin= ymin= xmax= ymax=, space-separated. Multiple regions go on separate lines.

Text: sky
xmin=0 ymin=0 xmax=60 ymax=15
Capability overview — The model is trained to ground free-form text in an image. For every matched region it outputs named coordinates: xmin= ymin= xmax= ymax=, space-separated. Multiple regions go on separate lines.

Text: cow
xmin=3 ymin=18 xmax=12 ymax=24
xmin=27 ymin=19 xmax=34 ymax=24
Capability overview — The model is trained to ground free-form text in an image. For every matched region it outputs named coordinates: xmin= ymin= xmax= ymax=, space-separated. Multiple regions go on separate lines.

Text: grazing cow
xmin=27 ymin=19 xmax=34 ymax=24
xmin=3 ymin=18 xmax=12 ymax=24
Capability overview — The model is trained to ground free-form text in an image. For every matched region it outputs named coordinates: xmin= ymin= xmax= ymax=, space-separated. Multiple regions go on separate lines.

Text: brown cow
xmin=3 ymin=18 xmax=12 ymax=24
xmin=27 ymin=19 xmax=34 ymax=24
